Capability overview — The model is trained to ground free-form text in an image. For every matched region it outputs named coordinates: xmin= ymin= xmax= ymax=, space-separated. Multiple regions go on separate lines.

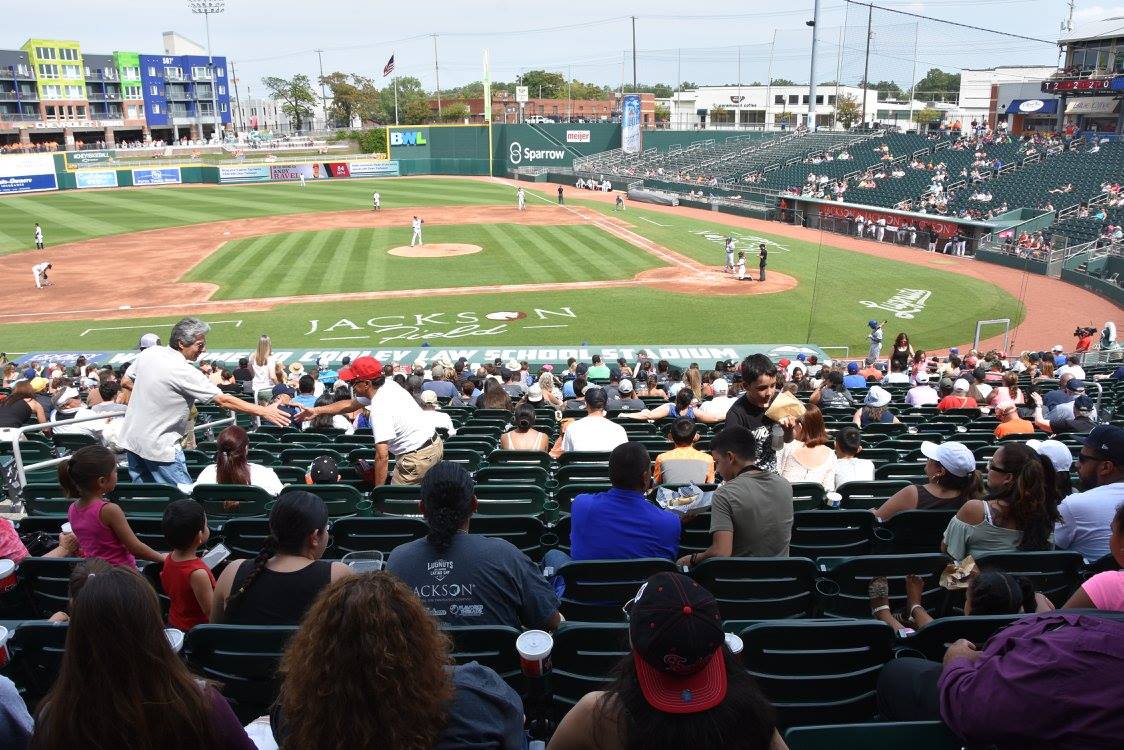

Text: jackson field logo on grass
xmin=859 ymin=288 xmax=932 ymax=319
xmin=305 ymin=307 xmax=576 ymax=343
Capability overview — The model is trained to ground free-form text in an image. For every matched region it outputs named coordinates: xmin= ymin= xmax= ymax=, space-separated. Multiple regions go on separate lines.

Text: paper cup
xmin=826 ymin=492 xmax=842 ymax=509
xmin=724 ymin=632 xmax=744 ymax=655
xmin=164 ymin=627 xmax=185 ymax=654
xmin=0 ymin=626 xmax=8 ymax=668
xmin=61 ymin=522 xmax=72 ymax=535
xmin=0 ymin=559 xmax=16 ymax=593
xmin=516 ymin=629 xmax=553 ymax=677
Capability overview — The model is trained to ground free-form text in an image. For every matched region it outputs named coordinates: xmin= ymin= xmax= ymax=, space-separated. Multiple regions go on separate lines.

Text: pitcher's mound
xmin=388 ymin=243 xmax=482 ymax=258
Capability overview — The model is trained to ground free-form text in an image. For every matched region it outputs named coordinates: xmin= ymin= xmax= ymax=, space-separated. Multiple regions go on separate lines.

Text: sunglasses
xmin=988 ymin=462 xmax=1012 ymax=474
xmin=1077 ymin=453 xmax=1106 ymax=464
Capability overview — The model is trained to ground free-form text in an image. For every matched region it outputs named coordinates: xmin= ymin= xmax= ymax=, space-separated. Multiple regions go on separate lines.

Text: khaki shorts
xmin=391 ymin=438 xmax=444 ymax=485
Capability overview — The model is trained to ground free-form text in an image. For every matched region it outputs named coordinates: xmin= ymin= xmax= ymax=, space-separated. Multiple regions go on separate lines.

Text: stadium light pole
xmin=806 ymin=0 xmax=821 ymax=131
xmin=188 ymin=0 xmax=224 ymax=142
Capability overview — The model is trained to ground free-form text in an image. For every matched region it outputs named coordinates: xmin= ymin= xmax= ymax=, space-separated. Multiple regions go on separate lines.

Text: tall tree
xmin=913 ymin=69 xmax=960 ymax=103
xmin=834 ymin=93 xmax=862 ymax=129
xmin=376 ymin=76 xmax=430 ymax=124
xmin=518 ymin=70 xmax=566 ymax=98
xmin=262 ymin=74 xmax=317 ymax=130
xmin=873 ymin=80 xmax=904 ymax=100
xmin=770 ymin=78 xmax=796 ymax=86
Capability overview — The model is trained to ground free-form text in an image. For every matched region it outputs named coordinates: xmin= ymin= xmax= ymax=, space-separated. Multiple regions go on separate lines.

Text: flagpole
xmin=394 ymin=75 xmax=399 ymax=125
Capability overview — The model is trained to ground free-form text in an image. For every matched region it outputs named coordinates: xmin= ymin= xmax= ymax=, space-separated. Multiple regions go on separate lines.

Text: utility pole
xmin=861 ymin=2 xmax=873 ymax=128
xmin=631 ymin=16 xmax=637 ymax=90
xmin=676 ymin=47 xmax=681 ymax=130
xmin=230 ymin=58 xmax=243 ymax=133
xmin=834 ymin=2 xmax=847 ymax=129
xmin=807 ymin=0 xmax=822 ymax=130
xmin=908 ymin=22 xmax=919 ymax=128
xmin=432 ymin=34 xmax=442 ymax=118
xmin=765 ymin=30 xmax=777 ymax=131
xmin=315 ymin=49 xmax=328 ymax=129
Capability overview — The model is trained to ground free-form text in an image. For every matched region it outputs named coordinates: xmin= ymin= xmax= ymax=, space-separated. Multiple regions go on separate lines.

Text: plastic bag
xmin=655 ymin=483 xmax=713 ymax=516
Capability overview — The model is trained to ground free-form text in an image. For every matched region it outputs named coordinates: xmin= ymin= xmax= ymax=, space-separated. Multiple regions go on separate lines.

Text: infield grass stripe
xmin=2 ymin=195 xmax=125 ymax=236
xmin=248 ymin=231 xmax=317 ymax=298
xmin=212 ymin=235 xmax=291 ymax=298
xmin=0 ymin=226 xmax=23 ymax=253
xmin=511 ymin=224 xmax=592 ymax=283
xmin=320 ymin=229 xmax=362 ymax=294
xmin=574 ymin=225 xmax=658 ymax=271
xmin=157 ymin=190 xmax=293 ymax=217
xmin=271 ymin=230 xmax=334 ymax=297
xmin=544 ymin=225 xmax=627 ymax=278
xmin=479 ymin=224 xmax=544 ymax=284
xmin=362 ymin=228 xmax=391 ymax=292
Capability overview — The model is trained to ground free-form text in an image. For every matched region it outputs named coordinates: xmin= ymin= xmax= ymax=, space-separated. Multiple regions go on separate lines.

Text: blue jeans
xmin=126 ymin=448 xmax=191 ymax=485
xmin=541 ymin=549 xmax=572 ymax=598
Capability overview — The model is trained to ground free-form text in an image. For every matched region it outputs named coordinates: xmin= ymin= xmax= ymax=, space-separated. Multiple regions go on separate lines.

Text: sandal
xmin=869 ymin=576 xmax=891 ymax=616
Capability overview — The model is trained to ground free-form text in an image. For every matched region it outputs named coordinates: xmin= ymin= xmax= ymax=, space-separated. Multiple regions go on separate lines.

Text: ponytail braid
xmin=225 ymin=535 xmax=277 ymax=612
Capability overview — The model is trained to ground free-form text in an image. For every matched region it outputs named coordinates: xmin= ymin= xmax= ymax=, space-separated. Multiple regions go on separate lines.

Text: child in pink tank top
xmin=61 ymin=446 xmax=165 ymax=568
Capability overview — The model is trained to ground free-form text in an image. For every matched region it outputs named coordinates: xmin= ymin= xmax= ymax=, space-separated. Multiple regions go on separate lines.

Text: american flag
xmin=382 ymin=55 xmax=395 ymax=77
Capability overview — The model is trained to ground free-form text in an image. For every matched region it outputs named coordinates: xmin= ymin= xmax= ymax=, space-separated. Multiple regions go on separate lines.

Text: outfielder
xmin=299 ymin=173 xmax=306 ymax=187
xmin=615 ymin=193 xmax=625 ymax=211
xmin=33 ymin=261 xmax=51 ymax=289
xmin=724 ymin=237 xmax=735 ymax=273
xmin=34 ymin=223 xmax=43 ymax=250
xmin=372 ymin=191 xmax=381 ymax=211
xmin=516 ymin=187 xmax=526 ymax=211
xmin=410 ymin=216 xmax=423 ymax=247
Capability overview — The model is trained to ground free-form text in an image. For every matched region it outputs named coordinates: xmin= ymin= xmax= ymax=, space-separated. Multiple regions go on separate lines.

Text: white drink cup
xmin=516 ymin=629 xmax=554 ymax=677
xmin=724 ymin=632 xmax=744 ymax=655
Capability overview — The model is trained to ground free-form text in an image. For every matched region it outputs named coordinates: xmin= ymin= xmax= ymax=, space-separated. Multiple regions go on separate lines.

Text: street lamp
xmin=188 ymin=0 xmax=224 ymax=142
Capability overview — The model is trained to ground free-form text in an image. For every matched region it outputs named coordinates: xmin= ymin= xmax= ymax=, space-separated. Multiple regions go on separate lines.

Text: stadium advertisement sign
xmin=218 ymin=165 xmax=271 ymax=183
xmin=75 ymin=170 xmax=119 ymax=189
xmin=0 ymin=153 xmax=58 ymax=194
xmin=621 ymin=94 xmax=642 ymax=154
xmin=65 ymin=150 xmax=114 ymax=168
xmin=18 ymin=344 xmax=825 ymax=370
xmin=349 ymin=160 xmax=400 ymax=177
xmin=816 ymin=203 xmax=959 ymax=238
xmin=132 ymin=167 xmax=182 ymax=185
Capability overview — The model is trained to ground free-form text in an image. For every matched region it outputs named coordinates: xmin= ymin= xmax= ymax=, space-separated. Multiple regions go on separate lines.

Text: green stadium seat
xmin=689 ymin=557 xmax=818 ymax=620
xmin=816 ymin=553 xmax=948 ymax=619
xmin=551 ymin=622 xmax=629 ymax=718
xmin=784 ymin=721 xmax=965 ymax=750
xmin=4 ymin=620 xmax=68 ymax=708
xmin=191 ymin=484 xmax=274 ymax=521
xmin=556 ymin=558 xmax=676 ymax=622
xmin=183 ymin=624 xmax=297 ymax=724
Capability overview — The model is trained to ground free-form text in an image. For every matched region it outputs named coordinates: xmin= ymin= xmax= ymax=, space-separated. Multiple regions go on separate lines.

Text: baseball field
xmin=0 ymin=176 xmax=1027 ymax=355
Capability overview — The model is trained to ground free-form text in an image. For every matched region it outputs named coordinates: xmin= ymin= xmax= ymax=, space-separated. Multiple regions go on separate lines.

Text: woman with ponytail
xmin=212 ymin=490 xmax=351 ymax=625
xmin=942 ymin=442 xmax=1061 ymax=560
xmin=193 ymin=425 xmax=284 ymax=495
xmin=499 ymin=402 xmax=550 ymax=451
xmin=386 ymin=461 xmax=560 ymax=631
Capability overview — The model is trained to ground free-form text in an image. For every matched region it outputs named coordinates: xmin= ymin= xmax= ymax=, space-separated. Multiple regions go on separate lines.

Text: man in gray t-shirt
xmin=677 ymin=425 xmax=794 ymax=567
xmin=388 ymin=532 xmax=561 ymax=630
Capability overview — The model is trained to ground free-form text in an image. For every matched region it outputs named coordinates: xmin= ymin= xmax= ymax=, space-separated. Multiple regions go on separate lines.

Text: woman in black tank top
xmin=213 ymin=489 xmax=351 ymax=626
xmin=0 ymin=381 xmax=47 ymax=429
xmin=873 ymin=441 xmax=982 ymax=521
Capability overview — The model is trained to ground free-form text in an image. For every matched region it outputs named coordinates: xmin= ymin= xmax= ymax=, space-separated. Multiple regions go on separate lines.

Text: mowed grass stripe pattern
xmin=182 ymin=223 xmax=662 ymax=300
xmin=0 ymin=178 xmax=519 ymax=255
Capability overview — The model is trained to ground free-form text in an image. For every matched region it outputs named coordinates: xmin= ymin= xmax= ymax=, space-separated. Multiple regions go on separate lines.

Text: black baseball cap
xmin=1084 ymin=424 xmax=1124 ymax=465
xmin=627 ymin=572 xmax=727 ymax=714
xmin=307 ymin=456 xmax=339 ymax=484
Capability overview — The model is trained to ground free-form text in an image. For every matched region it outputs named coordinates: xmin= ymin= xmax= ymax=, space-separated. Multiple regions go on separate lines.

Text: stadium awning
xmin=1004 ymin=99 xmax=1058 ymax=115
xmin=1065 ymin=98 xmax=1120 ymax=115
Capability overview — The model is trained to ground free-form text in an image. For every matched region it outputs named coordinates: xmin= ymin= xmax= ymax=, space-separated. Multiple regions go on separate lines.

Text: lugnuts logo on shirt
xmin=428 ymin=560 xmax=454 ymax=582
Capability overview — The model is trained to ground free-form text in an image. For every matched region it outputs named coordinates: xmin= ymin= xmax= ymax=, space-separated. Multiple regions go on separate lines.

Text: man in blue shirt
xmin=843 ymin=361 xmax=867 ymax=390
xmin=542 ymin=442 xmax=681 ymax=591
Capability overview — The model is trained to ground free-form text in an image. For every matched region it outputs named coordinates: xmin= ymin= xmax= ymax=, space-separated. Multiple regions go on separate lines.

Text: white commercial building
xmin=661 ymin=85 xmax=941 ymax=131
xmin=954 ymin=66 xmax=1059 ymax=129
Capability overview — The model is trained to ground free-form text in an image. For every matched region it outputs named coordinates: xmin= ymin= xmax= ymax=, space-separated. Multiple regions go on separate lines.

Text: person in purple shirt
xmin=542 ymin=442 xmax=681 ymax=593
xmin=878 ymin=612 xmax=1124 ymax=748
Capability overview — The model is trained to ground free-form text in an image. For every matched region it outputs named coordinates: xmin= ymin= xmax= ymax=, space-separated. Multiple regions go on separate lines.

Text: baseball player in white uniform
xmin=372 ymin=192 xmax=381 ymax=211
xmin=34 ymin=223 xmax=44 ymax=250
xmin=410 ymin=216 xmax=423 ymax=247
xmin=735 ymin=252 xmax=747 ymax=280
xmin=516 ymin=187 xmax=526 ymax=211
xmin=299 ymin=173 xmax=306 ymax=187
xmin=724 ymin=237 xmax=735 ymax=274
xmin=33 ymin=261 xmax=51 ymax=289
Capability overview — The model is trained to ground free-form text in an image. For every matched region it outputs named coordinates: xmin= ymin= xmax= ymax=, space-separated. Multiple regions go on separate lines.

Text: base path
xmin=495 ymin=177 xmax=1120 ymax=354
xmin=0 ymin=202 xmax=791 ymax=325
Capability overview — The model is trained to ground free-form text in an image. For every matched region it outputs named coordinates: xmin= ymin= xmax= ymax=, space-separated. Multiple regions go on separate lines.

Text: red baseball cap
xmin=627 ymin=572 xmax=727 ymax=714
xmin=778 ymin=358 xmax=791 ymax=368
xmin=337 ymin=355 xmax=383 ymax=382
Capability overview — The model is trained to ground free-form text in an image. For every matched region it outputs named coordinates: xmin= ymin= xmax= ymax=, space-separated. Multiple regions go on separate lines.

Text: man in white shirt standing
xmin=516 ymin=187 xmax=526 ymax=211
xmin=34 ymin=222 xmax=44 ymax=250
xmin=298 ymin=355 xmax=442 ymax=485
xmin=410 ymin=215 xmax=423 ymax=247
xmin=561 ymin=387 xmax=627 ymax=453
xmin=119 ymin=318 xmax=291 ymax=484
xmin=372 ymin=191 xmax=381 ymax=211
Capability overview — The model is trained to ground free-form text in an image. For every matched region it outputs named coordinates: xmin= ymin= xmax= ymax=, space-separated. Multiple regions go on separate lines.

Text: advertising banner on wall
xmin=75 ymin=170 xmax=119 ymax=189
xmin=218 ymin=165 xmax=271 ymax=183
xmin=349 ymin=160 xmax=400 ymax=177
xmin=326 ymin=162 xmax=350 ymax=177
xmin=65 ymin=150 xmax=114 ymax=169
xmin=270 ymin=163 xmax=332 ymax=181
xmin=621 ymin=94 xmax=642 ymax=154
xmin=0 ymin=153 xmax=58 ymax=194
xmin=131 ymin=167 xmax=182 ymax=186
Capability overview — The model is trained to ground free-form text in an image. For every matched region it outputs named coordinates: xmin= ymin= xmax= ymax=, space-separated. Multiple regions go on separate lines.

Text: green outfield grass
xmin=0 ymin=178 xmax=517 ymax=255
xmin=182 ymin=223 xmax=661 ymax=299
xmin=0 ymin=177 xmax=1025 ymax=353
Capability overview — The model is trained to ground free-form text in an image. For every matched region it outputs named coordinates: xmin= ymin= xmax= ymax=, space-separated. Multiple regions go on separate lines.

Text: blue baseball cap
xmin=1054 ymin=355 xmax=1067 ymax=367
xmin=847 ymin=361 xmax=859 ymax=374
xmin=868 ymin=320 xmax=879 ymax=328
xmin=1084 ymin=424 xmax=1124 ymax=465
xmin=272 ymin=383 xmax=295 ymax=397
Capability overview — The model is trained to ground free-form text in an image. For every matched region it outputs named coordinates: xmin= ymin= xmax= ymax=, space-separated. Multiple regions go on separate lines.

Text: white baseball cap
xmin=138 ymin=333 xmax=160 ymax=349
xmin=1026 ymin=439 xmax=1074 ymax=474
xmin=525 ymin=384 xmax=544 ymax=402
xmin=420 ymin=390 xmax=438 ymax=405
xmin=952 ymin=378 xmax=970 ymax=393
xmin=618 ymin=378 xmax=634 ymax=394
xmin=920 ymin=441 xmax=976 ymax=477
xmin=505 ymin=359 xmax=521 ymax=371
xmin=1051 ymin=344 xmax=1064 ymax=353
xmin=712 ymin=377 xmax=729 ymax=394
xmin=914 ymin=371 xmax=929 ymax=383
xmin=864 ymin=385 xmax=891 ymax=408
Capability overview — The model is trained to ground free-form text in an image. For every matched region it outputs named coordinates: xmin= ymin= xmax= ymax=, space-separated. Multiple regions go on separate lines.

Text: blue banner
xmin=75 ymin=170 xmax=119 ymax=189
xmin=218 ymin=165 xmax=271 ymax=183
xmin=621 ymin=94 xmax=642 ymax=155
xmin=0 ymin=172 xmax=57 ymax=194
xmin=349 ymin=160 xmax=400 ymax=177
xmin=132 ymin=167 xmax=182 ymax=185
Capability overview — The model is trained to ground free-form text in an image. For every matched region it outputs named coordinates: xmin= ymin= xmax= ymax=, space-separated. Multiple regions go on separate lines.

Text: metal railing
xmin=3 ymin=411 xmax=235 ymax=495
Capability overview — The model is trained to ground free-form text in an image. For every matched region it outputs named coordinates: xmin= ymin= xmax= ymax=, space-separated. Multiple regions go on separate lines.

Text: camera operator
xmin=1075 ymin=326 xmax=1097 ymax=353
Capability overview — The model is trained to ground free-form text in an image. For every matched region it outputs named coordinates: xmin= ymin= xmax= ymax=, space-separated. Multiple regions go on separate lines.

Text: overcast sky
xmin=8 ymin=1 xmax=1121 ymax=95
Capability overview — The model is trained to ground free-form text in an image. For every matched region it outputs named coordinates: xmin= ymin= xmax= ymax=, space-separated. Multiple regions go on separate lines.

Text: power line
xmin=843 ymin=0 xmax=1057 ymax=45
